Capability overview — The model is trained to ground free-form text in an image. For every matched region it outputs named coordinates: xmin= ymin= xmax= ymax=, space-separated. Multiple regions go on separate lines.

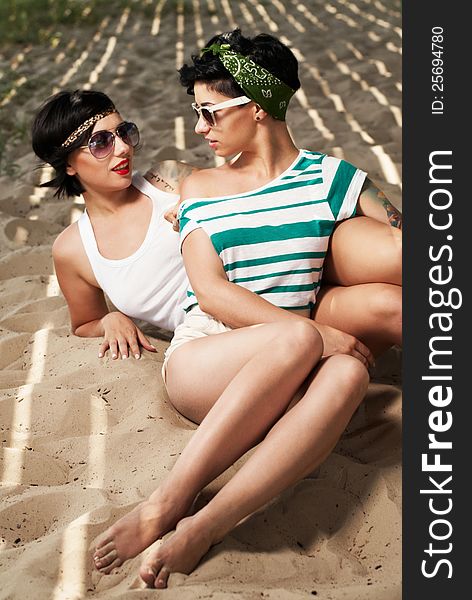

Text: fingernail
xmin=112 ymin=353 xmax=117 ymax=359
xmin=135 ymin=354 xmax=140 ymax=359
xmin=122 ymin=355 xmax=127 ymax=360
xmin=98 ymin=353 xmax=103 ymax=358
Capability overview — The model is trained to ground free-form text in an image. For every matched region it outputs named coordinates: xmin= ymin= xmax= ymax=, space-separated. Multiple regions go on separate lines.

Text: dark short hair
xmin=31 ymin=90 xmax=115 ymax=198
xmin=179 ymin=28 xmax=301 ymax=98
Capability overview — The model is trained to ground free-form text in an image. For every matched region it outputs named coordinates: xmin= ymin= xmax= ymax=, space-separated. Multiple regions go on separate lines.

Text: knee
xmin=368 ymin=284 xmax=402 ymax=326
xmin=280 ymin=320 xmax=323 ymax=363
xmin=330 ymin=354 xmax=370 ymax=396
xmin=344 ymin=355 xmax=370 ymax=388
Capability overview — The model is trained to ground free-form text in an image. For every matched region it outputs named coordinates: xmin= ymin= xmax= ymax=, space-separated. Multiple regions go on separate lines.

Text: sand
xmin=0 ymin=1 xmax=402 ymax=598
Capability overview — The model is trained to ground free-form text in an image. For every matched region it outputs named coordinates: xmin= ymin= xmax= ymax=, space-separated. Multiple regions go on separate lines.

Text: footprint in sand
xmin=0 ymin=247 xmax=54 ymax=280
xmin=0 ymin=331 xmax=31 ymax=370
xmin=0 ymin=296 xmax=68 ymax=333
xmin=0 ymin=486 xmax=107 ymax=547
xmin=0 ymin=195 xmax=32 ymax=218
xmin=5 ymin=217 xmax=63 ymax=247
xmin=0 ymin=447 xmax=70 ymax=487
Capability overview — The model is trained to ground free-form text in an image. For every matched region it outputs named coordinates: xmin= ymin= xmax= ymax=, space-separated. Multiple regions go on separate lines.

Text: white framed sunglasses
xmin=191 ymin=95 xmax=252 ymax=126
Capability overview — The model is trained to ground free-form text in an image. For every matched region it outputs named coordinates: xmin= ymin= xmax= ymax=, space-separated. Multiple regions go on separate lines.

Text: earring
xmin=255 ymin=116 xmax=260 ymax=121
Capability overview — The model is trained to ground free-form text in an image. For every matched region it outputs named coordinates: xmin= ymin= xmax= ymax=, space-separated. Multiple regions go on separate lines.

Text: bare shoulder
xmin=52 ymin=222 xmax=81 ymax=262
xmin=180 ymin=165 xmax=226 ymax=200
xmin=52 ymin=221 xmax=93 ymax=278
xmin=144 ymin=160 xmax=199 ymax=195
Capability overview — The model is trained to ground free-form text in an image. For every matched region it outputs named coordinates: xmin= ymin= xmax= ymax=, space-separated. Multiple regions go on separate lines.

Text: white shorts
xmin=161 ymin=306 xmax=232 ymax=384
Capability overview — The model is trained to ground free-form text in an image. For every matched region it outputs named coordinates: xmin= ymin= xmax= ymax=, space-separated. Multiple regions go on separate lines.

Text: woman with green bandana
xmin=92 ymin=29 xmax=400 ymax=588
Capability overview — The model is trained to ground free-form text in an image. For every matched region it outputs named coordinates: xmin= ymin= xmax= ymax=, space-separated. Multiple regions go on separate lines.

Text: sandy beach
xmin=0 ymin=1 xmax=402 ymax=598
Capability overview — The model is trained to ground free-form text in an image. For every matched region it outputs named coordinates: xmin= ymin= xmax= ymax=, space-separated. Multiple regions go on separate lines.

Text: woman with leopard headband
xmin=92 ymin=30 xmax=401 ymax=588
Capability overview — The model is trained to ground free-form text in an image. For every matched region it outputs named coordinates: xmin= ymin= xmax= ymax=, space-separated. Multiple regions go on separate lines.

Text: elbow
xmin=195 ymin=294 xmax=213 ymax=316
xmin=71 ymin=319 xmax=88 ymax=337
xmin=193 ymin=287 xmax=218 ymax=318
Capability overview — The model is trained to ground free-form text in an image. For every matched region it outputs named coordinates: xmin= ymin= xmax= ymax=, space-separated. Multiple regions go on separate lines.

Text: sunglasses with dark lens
xmin=191 ymin=96 xmax=252 ymax=127
xmin=80 ymin=121 xmax=140 ymax=159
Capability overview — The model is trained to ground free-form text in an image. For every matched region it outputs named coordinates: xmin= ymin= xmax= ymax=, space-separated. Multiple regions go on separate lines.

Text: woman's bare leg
xmin=139 ymin=355 xmax=369 ymax=588
xmin=323 ymin=216 xmax=402 ymax=286
xmin=313 ymin=282 xmax=402 ymax=356
xmin=314 ymin=216 xmax=402 ymax=356
xmin=93 ymin=321 xmax=322 ymax=572
xmin=93 ymin=217 xmax=399 ymax=572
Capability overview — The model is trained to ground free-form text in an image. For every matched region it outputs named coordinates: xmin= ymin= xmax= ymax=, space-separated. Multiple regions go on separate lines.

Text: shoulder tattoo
xmin=145 ymin=169 xmax=176 ymax=192
xmin=145 ymin=161 xmax=197 ymax=194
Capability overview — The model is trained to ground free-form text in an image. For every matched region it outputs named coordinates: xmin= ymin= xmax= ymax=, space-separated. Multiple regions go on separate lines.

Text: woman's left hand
xmin=98 ymin=311 xmax=157 ymax=360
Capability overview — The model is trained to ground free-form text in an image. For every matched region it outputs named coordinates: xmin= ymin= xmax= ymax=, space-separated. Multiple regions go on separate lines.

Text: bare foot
xmin=93 ymin=490 xmax=192 ymax=574
xmin=139 ymin=514 xmax=218 ymax=588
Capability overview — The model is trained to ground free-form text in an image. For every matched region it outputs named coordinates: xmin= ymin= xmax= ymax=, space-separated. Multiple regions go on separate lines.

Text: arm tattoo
xmin=361 ymin=181 xmax=403 ymax=229
xmin=382 ymin=196 xmax=403 ymax=229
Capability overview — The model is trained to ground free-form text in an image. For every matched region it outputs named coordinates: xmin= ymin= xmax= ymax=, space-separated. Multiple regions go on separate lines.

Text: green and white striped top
xmin=179 ymin=149 xmax=367 ymax=312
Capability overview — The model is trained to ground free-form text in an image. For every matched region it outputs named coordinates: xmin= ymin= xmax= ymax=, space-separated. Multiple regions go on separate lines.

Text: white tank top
xmin=77 ymin=172 xmax=188 ymax=332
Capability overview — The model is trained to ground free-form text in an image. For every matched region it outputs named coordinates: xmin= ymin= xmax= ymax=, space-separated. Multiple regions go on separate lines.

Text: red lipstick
xmin=112 ymin=159 xmax=130 ymax=175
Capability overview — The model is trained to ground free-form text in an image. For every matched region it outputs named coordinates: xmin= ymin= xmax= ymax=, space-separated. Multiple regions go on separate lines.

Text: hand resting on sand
xmin=98 ymin=311 xmax=157 ymax=360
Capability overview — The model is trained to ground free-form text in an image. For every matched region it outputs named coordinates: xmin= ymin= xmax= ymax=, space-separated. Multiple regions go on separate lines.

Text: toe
xmin=154 ymin=566 xmax=170 ymax=589
xmin=98 ymin=556 xmax=122 ymax=575
xmin=140 ymin=558 xmax=162 ymax=587
xmin=93 ymin=541 xmax=115 ymax=560
xmin=94 ymin=548 xmax=118 ymax=570
xmin=94 ymin=531 xmax=113 ymax=550
xmin=140 ymin=565 xmax=157 ymax=587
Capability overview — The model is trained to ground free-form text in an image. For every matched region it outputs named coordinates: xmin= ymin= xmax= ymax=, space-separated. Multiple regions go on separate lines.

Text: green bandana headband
xmin=201 ymin=42 xmax=296 ymax=121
